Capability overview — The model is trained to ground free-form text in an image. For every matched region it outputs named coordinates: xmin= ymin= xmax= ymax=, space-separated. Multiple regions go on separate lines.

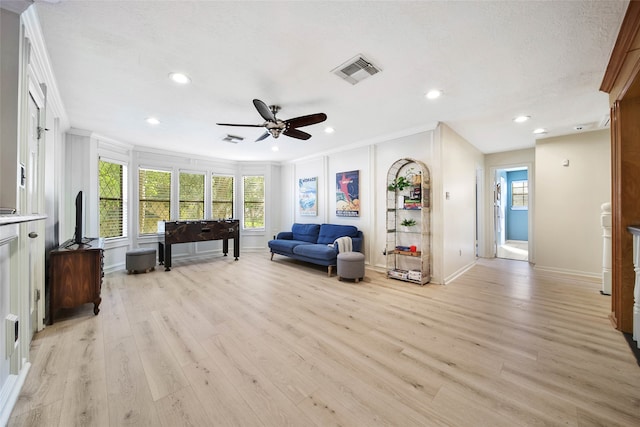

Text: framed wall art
xmin=299 ymin=176 xmax=318 ymax=216
xmin=336 ymin=170 xmax=359 ymax=217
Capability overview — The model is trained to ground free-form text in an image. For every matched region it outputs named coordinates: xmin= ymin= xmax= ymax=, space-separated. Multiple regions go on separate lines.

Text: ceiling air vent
xmin=599 ymin=114 xmax=610 ymax=128
xmin=332 ymin=54 xmax=381 ymax=85
xmin=222 ymin=134 xmax=244 ymax=143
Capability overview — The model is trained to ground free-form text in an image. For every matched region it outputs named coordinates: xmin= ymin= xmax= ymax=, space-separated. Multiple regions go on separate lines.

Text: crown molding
xmin=600 ymin=1 xmax=640 ymax=95
xmin=21 ymin=6 xmax=70 ymax=130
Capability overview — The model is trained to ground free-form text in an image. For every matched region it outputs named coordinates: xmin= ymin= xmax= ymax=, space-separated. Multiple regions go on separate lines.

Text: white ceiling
xmin=32 ymin=0 xmax=628 ymax=162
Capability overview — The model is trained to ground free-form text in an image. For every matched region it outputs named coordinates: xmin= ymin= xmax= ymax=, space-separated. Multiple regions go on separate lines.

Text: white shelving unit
xmin=386 ymin=158 xmax=431 ymax=285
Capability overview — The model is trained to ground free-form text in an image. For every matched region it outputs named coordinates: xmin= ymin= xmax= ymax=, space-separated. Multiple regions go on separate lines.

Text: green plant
xmin=401 ymin=218 xmax=416 ymax=227
xmin=388 ymin=175 xmax=412 ymax=191
xmin=388 ymin=167 xmax=417 ymax=191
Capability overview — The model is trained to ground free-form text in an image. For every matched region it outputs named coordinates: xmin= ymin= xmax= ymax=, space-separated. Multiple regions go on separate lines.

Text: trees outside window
xmin=179 ymin=172 xmax=205 ymax=220
xmin=212 ymin=175 xmax=234 ymax=219
xmin=99 ymin=159 xmax=127 ymax=238
xmin=139 ymin=168 xmax=171 ymax=234
xmin=243 ymin=175 xmax=264 ymax=229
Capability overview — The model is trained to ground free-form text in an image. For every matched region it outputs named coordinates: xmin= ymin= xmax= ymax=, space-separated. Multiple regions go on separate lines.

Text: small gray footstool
xmin=337 ymin=252 xmax=365 ymax=283
xmin=126 ymin=248 xmax=156 ymax=274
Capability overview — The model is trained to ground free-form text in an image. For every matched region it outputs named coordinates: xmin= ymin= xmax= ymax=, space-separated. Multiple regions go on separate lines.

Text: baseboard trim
xmin=533 ymin=265 xmax=600 ymax=282
xmin=0 ymin=362 xmax=31 ymax=426
xmin=443 ymin=260 xmax=477 ymax=285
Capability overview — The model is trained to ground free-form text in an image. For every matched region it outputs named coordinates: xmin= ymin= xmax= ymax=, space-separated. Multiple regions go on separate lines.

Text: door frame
xmin=27 ymin=76 xmax=46 ymax=333
xmin=489 ymin=162 xmax=534 ymax=262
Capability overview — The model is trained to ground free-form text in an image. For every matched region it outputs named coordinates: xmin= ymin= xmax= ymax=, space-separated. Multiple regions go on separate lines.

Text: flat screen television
xmin=74 ymin=190 xmax=83 ymax=244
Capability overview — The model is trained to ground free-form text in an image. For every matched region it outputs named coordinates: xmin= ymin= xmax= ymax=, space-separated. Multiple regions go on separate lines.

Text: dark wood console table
xmin=159 ymin=219 xmax=239 ymax=271
xmin=49 ymin=238 xmax=104 ymax=324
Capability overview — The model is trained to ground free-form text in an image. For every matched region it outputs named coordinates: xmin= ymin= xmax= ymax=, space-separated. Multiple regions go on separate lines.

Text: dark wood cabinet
xmin=49 ymin=238 xmax=104 ymax=324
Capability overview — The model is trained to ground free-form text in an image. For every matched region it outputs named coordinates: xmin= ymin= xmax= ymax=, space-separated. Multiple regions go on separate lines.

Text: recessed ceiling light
xmin=533 ymin=128 xmax=547 ymax=135
xmin=146 ymin=117 xmax=160 ymax=125
xmin=169 ymin=72 xmax=191 ymax=84
xmin=325 ymin=127 xmax=335 ymax=134
xmin=425 ymin=89 xmax=442 ymax=100
xmin=513 ymin=115 xmax=531 ymax=123
xmin=271 ymin=146 xmax=279 ymax=152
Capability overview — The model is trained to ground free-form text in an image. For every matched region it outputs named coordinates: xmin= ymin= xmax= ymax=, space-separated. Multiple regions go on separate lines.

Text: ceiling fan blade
xmin=285 ymin=113 xmax=327 ymax=129
xmin=255 ymin=131 xmax=271 ymax=142
xmin=283 ymin=128 xmax=312 ymax=140
xmin=216 ymin=123 xmax=264 ymax=127
xmin=253 ymin=99 xmax=275 ymax=122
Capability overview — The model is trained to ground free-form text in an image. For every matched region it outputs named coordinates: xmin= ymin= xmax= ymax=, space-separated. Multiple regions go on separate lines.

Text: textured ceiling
xmin=33 ymin=1 xmax=628 ymax=162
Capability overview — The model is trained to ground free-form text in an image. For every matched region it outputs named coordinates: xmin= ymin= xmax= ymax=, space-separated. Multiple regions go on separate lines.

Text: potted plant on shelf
xmin=400 ymin=218 xmax=417 ymax=227
xmin=388 ymin=167 xmax=417 ymax=192
xmin=388 ymin=175 xmax=412 ymax=192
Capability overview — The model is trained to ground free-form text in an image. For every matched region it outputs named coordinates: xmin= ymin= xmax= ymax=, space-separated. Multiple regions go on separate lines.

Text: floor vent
xmin=222 ymin=134 xmax=244 ymax=143
xmin=332 ymin=54 xmax=381 ymax=85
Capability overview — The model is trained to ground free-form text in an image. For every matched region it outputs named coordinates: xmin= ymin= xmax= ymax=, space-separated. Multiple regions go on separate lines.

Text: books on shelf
xmin=408 ymin=270 xmax=422 ymax=281
xmin=388 ymin=269 xmax=408 ymax=279
xmin=388 ymin=269 xmax=423 ymax=281
xmin=403 ymin=196 xmax=421 ymax=210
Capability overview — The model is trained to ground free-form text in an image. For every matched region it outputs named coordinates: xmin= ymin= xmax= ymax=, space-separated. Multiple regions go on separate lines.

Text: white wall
xmin=277 ymin=163 xmax=295 ymax=234
xmin=441 ymin=124 xmax=484 ymax=283
xmin=534 ymin=129 xmax=610 ymax=277
xmin=65 ymin=130 xmax=97 ymax=242
xmin=293 ymin=157 xmax=328 ymax=224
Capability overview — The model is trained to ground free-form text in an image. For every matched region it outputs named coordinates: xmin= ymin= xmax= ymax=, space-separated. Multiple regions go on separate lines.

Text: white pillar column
xmin=601 ymin=202 xmax=612 ymax=295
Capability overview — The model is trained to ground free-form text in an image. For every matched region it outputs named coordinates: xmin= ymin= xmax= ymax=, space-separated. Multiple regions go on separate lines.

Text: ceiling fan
xmin=217 ymin=99 xmax=327 ymax=142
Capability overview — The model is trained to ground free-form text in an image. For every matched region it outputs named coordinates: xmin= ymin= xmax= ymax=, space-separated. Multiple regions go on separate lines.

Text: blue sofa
xmin=268 ymin=223 xmax=363 ymax=276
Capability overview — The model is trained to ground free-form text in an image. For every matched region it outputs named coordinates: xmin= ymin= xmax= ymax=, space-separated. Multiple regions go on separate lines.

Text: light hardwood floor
xmin=497 ymin=240 xmax=528 ymax=261
xmin=9 ymin=253 xmax=640 ymax=426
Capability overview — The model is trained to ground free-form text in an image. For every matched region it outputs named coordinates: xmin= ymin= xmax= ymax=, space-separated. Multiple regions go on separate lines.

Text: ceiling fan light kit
xmin=217 ymin=99 xmax=327 ymax=142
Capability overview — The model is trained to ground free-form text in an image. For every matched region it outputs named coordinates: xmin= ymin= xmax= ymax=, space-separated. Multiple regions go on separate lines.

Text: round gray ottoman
xmin=126 ymin=248 xmax=156 ymax=274
xmin=337 ymin=252 xmax=365 ymax=283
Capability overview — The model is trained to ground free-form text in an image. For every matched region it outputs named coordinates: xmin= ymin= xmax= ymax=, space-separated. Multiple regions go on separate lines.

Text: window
xmin=243 ymin=175 xmax=265 ymax=229
xmin=139 ymin=168 xmax=171 ymax=234
xmin=511 ymin=180 xmax=528 ymax=210
xmin=99 ymin=159 xmax=127 ymax=238
xmin=179 ymin=172 xmax=205 ymax=220
xmin=212 ymin=175 xmax=234 ymax=219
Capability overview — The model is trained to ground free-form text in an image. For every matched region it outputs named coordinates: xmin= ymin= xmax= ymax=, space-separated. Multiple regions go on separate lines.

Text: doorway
xmin=495 ymin=167 xmax=529 ymax=261
xmin=27 ymin=88 xmax=46 ymax=334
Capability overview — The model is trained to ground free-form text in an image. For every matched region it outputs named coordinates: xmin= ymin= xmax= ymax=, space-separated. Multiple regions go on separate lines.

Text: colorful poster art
xmin=336 ymin=170 xmax=360 ymax=217
xmin=299 ymin=176 xmax=318 ymax=216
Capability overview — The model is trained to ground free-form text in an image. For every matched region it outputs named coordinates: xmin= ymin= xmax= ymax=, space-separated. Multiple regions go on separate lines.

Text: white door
xmin=27 ymin=91 xmax=45 ymax=333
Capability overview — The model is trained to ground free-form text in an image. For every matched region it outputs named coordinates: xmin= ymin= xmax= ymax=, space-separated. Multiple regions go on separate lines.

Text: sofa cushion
xmin=291 ymin=223 xmax=321 ymax=243
xmin=317 ymin=224 xmax=360 ymax=245
xmin=268 ymin=239 xmax=309 ymax=255
xmin=293 ymin=243 xmax=337 ymax=260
